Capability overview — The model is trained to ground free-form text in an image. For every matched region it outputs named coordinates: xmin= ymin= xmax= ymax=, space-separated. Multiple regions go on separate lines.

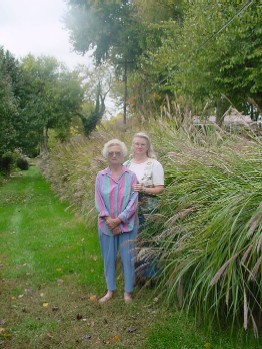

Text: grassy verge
xmin=0 ymin=165 xmax=260 ymax=349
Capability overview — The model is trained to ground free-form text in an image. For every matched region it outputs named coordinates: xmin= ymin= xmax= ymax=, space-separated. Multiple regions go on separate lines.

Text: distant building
xmin=223 ymin=114 xmax=252 ymax=124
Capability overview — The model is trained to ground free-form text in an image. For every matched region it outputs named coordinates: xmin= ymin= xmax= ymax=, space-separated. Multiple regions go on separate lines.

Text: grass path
xmin=0 ymin=166 xmax=260 ymax=349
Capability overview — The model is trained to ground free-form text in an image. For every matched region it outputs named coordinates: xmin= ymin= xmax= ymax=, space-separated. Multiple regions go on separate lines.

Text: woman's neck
xmin=133 ymin=154 xmax=148 ymax=164
xmin=109 ymin=164 xmax=122 ymax=172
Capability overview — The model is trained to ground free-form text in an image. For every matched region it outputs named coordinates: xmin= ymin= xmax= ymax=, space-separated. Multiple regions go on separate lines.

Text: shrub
xmin=143 ymin=125 xmax=262 ymax=337
xmin=16 ymin=157 xmax=29 ymax=170
xmin=0 ymin=151 xmax=16 ymax=177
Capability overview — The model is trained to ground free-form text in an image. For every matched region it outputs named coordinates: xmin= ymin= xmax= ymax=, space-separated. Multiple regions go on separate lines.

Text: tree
xmin=75 ymin=64 xmax=112 ymax=136
xmin=65 ymin=0 xmax=147 ymax=122
xmin=0 ymin=47 xmax=20 ymax=157
xmin=137 ymin=1 xmax=262 ymax=119
xmin=65 ymin=0 xmax=144 ymax=66
xmin=80 ymin=83 xmax=106 ymax=137
xmin=20 ymin=55 xmax=84 ymax=153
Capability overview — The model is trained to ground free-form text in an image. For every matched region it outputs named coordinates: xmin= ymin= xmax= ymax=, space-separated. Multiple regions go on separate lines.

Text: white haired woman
xmin=95 ymin=139 xmax=138 ymax=303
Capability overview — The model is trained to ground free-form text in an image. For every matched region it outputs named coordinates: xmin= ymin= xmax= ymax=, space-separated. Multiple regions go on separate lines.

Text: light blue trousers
xmin=99 ymin=227 xmax=137 ymax=293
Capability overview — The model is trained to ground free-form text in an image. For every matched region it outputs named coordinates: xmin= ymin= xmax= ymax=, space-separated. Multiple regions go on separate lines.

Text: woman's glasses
xmin=108 ymin=151 xmax=122 ymax=157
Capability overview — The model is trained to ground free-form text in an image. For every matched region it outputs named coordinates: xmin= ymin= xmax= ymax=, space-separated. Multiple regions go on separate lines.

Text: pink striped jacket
xmin=95 ymin=166 xmax=138 ymax=236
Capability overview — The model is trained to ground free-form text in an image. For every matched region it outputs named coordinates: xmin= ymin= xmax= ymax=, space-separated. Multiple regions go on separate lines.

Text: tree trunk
xmin=40 ymin=127 xmax=48 ymax=155
xmin=123 ymin=60 xmax=128 ymax=125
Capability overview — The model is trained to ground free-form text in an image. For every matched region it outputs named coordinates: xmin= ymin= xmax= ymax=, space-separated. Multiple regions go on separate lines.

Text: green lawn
xmin=0 ymin=165 xmax=260 ymax=349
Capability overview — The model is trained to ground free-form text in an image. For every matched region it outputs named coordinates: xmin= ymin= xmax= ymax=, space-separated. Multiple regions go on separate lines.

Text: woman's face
xmin=133 ymin=137 xmax=148 ymax=156
xmin=107 ymin=145 xmax=124 ymax=165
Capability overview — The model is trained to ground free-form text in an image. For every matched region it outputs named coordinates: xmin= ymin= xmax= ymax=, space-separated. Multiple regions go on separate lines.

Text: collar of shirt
xmin=101 ymin=166 xmax=129 ymax=180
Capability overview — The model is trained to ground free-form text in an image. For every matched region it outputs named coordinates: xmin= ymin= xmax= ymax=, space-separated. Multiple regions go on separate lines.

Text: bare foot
xmin=124 ymin=292 xmax=132 ymax=304
xmin=99 ymin=291 xmax=113 ymax=304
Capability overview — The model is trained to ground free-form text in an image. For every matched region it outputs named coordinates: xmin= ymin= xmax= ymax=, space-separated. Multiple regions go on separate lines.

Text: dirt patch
xmin=0 ymin=277 xmax=158 ymax=349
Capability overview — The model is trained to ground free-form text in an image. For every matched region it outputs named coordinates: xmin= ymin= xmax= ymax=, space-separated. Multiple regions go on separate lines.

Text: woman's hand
xmin=133 ymin=183 xmax=144 ymax=192
xmin=105 ymin=217 xmax=121 ymax=230
xmin=112 ymin=226 xmax=121 ymax=236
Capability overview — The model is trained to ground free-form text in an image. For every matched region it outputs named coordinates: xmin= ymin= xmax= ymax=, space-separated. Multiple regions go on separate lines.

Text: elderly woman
xmin=95 ymin=139 xmax=138 ymax=303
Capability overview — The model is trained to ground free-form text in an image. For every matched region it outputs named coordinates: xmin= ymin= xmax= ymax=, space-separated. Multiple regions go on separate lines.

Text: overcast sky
xmin=0 ymin=0 xmax=121 ymax=115
xmin=0 ymin=0 xmax=93 ymax=69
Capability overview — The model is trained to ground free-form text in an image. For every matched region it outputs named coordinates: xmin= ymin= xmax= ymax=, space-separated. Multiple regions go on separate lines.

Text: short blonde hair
xmin=102 ymin=139 xmax=128 ymax=158
xmin=131 ymin=132 xmax=156 ymax=159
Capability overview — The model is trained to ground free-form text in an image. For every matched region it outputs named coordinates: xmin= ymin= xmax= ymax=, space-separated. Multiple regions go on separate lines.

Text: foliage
xmin=133 ymin=0 xmax=185 ymax=24
xmin=0 ymin=47 xmax=20 ymax=157
xmin=177 ymin=0 xmax=262 ymax=116
xmin=0 ymin=47 xmax=90 ymax=158
xmin=0 ymin=151 xmax=16 ymax=177
xmin=134 ymin=1 xmax=262 ymax=117
xmin=65 ymin=1 xmax=262 ymax=120
xmin=76 ymin=64 xmax=112 ymax=136
xmin=65 ymin=0 xmax=145 ymax=67
xmin=19 ymin=55 xmax=84 ymax=153
xmin=140 ymin=123 xmax=262 ymax=336
xmin=16 ymin=157 xmax=29 ymax=170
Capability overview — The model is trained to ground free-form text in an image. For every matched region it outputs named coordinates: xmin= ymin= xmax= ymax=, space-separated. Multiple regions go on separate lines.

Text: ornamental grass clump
xmin=147 ymin=130 xmax=262 ymax=336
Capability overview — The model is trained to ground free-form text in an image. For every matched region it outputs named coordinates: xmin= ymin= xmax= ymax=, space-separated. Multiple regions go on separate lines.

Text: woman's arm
xmin=117 ymin=173 xmax=138 ymax=224
xmin=133 ymin=183 xmax=164 ymax=195
xmin=95 ymin=173 xmax=110 ymax=218
xmin=143 ymin=185 xmax=164 ymax=195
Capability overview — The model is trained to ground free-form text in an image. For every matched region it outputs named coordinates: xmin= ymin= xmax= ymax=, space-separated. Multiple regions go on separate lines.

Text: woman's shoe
xmin=124 ymin=292 xmax=132 ymax=304
xmin=99 ymin=291 xmax=113 ymax=304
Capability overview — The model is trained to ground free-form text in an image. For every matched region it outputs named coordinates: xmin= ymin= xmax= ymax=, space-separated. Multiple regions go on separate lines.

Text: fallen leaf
xmin=1 ymin=332 xmax=12 ymax=339
xmin=43 ymin=303 xmax=49 ymax=308
xmin=76 ymin=313 xmax=83 ymax=320
xmin=0 ymin=328 xmax=5 ymax=333
xmin=89 ymin=294 xmax=97 ymax=301
xmin=24 ymin=288 xmax=33 ymax=295
xmin=113 ymin=335 xmax=120 ymax=343
xmin=47 ymin=332 xmax=53 ymax=338
xmin=87 ymin=320 xmax=95 ymax=327
xmin=127 ymin=327 xmax=137 ymax=333
xmin=57 ymin=279 xmax=64 ymax=286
